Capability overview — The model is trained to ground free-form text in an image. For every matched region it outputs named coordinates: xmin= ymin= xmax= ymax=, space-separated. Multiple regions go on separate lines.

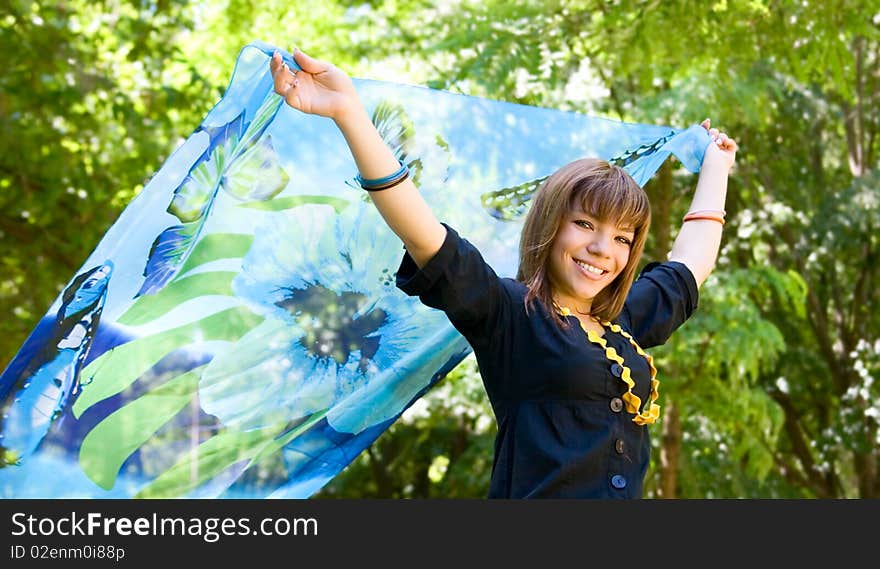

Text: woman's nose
xmin=586 ymin=235 xmax=612 ymax=256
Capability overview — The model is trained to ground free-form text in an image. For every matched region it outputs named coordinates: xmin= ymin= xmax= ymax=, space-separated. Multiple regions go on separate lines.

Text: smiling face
xmin=548 ymin=210 xmax=634 ymax=314
xmin=517 ymin=158 xmax=650 ymax=324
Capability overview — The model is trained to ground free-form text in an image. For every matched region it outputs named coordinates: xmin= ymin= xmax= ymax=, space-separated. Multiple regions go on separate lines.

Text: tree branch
xmin=848 ymin=244 xmax=875 ymax=340
xmin=767 ymin=388 xmax=837 ymax=497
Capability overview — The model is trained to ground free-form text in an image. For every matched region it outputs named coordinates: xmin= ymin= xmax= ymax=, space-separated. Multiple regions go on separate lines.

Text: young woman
xmin=270 ymin=48 xmax=738 ymax=498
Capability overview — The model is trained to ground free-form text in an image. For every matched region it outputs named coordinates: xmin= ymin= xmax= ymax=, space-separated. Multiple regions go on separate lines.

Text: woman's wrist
xmin=702 ymin=144 xmax=736 ymax=173
xmin=332 ymin=99 xmax=370 ymax=131
xmin=701 ymin=154 xmax=733 ymax=173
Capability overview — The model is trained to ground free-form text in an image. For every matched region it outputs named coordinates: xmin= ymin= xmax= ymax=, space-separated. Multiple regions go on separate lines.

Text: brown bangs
xmin=573 ymin=167 xmax=650 ymax=231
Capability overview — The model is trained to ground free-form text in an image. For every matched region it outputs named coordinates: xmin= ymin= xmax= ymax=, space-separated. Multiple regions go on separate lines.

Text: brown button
xmin=615 ymin=439 xmax=625 ymax=454
xmin=610 ymin=397 xmax=623 ymax=412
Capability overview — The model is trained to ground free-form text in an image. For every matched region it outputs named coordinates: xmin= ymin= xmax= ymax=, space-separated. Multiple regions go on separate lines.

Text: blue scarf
xmin=0 ymin=41 xmax=711 ymax=498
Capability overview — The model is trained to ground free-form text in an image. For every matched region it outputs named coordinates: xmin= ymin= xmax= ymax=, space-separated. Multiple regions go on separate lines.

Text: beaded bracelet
xmin=355 ymin=159 xmax=410 ymax=191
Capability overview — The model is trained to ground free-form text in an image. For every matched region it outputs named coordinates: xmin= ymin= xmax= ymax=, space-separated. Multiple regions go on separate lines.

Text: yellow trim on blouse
xmin=557 ymin=306 xmax=660 ymax=425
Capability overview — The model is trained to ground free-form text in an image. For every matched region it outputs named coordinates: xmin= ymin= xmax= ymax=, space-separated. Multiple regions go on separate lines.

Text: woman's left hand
xmin=700 ymin=118 xmax=737 ymax=171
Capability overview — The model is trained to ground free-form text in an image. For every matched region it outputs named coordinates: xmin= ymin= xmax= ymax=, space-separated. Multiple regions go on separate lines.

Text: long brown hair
xmin=517 ymin=158 xmax=651 ymax=327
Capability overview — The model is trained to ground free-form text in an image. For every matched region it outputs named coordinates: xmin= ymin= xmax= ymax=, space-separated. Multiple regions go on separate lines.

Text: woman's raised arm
xmin=667 ymin=119 xmax=738 ymax=288
xmin=270 ymin=48 xmax=447 ymax=268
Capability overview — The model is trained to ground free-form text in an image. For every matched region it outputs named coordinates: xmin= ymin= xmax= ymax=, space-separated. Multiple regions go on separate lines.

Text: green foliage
xmin=0 ymin=0 xmax=215 ymax=370
xmin=645 ymin=267 xmax=797 ymax=492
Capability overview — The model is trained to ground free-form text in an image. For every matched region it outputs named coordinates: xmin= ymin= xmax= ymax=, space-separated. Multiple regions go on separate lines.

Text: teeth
xmin=576 ymin=260 xmax=605 ymax=275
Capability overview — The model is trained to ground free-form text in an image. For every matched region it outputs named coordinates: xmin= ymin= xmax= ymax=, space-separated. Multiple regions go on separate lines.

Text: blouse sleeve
xmin=395 ymin=224 xmax=507 ymax=349
xmin=620 ymin=261 xmax=699 ymax=349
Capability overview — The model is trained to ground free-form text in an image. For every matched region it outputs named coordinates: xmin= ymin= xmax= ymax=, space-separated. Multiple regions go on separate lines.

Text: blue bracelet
xmin=355 ymin=159 xmax=409 ymax=191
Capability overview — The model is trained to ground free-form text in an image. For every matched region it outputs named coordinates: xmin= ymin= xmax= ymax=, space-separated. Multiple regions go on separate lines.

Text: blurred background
xmin=1 ymin=0 xmax=878 ymax=498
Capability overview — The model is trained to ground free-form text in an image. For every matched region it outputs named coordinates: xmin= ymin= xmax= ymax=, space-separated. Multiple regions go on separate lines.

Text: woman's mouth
xmin=574 ymin=258 xmax=608 ymax=280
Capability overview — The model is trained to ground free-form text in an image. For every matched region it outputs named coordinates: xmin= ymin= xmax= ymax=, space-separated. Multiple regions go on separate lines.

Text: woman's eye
xmin=616 ymin=236 xmax=632 ymax=245
xmin=575 ymin=220 xmax=593 ymax=229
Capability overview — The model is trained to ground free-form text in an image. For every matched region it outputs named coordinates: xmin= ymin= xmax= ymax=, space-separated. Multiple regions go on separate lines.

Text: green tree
xmin=0 ymin=0 xmax=214 ymax=369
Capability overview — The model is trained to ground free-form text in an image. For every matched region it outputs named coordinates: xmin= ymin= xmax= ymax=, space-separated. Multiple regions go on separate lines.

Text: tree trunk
xmin=645 ymin=158 xmax=673 ymax=260
xmin=658 ymin=402 xmax=681 ymax=498
xmin=646 ymin=158 xmax=678 ymax=498
xmin=366 ymin=446 xmax=394 ymax=497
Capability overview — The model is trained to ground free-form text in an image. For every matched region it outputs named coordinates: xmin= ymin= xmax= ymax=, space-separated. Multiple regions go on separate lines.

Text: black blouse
xmin=396 ymin=224 xmax=699 ymax=498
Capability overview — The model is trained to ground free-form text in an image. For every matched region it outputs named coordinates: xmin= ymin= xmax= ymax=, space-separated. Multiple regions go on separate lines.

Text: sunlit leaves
xmin=1 ymin=0 xmax=213 ymax=369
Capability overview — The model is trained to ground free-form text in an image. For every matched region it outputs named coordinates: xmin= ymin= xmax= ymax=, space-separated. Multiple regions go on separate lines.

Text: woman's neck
xmin=553 ymin=295 xmax=592 ymax=317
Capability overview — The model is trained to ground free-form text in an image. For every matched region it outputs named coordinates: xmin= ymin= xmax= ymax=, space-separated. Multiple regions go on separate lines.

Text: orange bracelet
xmin=682 ymin=212 xmax=725 ymax=225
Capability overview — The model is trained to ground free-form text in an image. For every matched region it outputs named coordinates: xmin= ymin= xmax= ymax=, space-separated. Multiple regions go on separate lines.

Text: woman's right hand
xmin=700 ymin=118 xmax=737 ymax=172
xmin=270 ymin=48 xmax=361 ymax=123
